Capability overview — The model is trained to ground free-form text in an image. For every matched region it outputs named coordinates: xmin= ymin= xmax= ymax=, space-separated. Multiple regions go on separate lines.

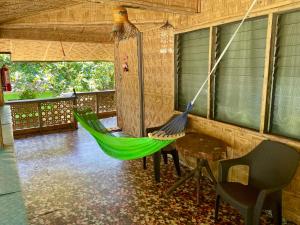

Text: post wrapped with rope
xmin=112 ymin=6 xmax=139 ymax=41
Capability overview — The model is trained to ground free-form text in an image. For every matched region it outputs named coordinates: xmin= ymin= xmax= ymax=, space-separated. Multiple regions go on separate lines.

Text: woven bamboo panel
xmin=76 ymin=94 xmax=98 ymax=113
xmin=2 ymin=0 xmax=198 ymax=26
xmin=10 ymin=102 xmax=40 ymax=131
xmin=40 ymin=99 xmax=74 ymax=127
xmin=0 ymin=39 xmax=114 ymax=61
xmin=143 ymin=28 xmax=174 ymax=129
xmin=171 ymin=0 xmax=291 ymax=30
xmin=0 ymin=0 xmax=78 ymax=23
xmin=76 ymin=91 xmax=116 ymax=113
xmin=97 ymin=91 xmax=116 ymax=113
xmin=115 ymin=38 xmax=141 ymax=137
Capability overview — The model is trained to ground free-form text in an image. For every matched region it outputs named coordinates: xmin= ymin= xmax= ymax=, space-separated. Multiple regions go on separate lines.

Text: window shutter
xmin=270 ymin=11 xmax=300 ymax=140
xmin=214 ymin=17 xmax=268 ymax=130
xmin=175 ymin=29 xmax=209 ymax=116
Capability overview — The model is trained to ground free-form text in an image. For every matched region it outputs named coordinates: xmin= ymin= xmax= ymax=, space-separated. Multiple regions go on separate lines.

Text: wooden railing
xmin=6 ymin=90 xmax=116 ymax=136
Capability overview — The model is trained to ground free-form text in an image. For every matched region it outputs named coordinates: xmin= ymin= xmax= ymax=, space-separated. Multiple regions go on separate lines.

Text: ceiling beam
xmin=83 ymin=0 xmax=199 ymax=14
xmin=0 ymin=1 xmax=82 ymax=24
xmin=0 ymin=21 xmax=164 ymax=29
xmin=0 ymin=28 xmax=113 ymax=44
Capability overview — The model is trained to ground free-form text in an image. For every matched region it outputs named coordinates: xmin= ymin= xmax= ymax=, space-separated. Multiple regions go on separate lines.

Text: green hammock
xmin=73 ymin=0 xmax=258 ymax=160
xmin=74 ymin=109 xmax=174 ymax=160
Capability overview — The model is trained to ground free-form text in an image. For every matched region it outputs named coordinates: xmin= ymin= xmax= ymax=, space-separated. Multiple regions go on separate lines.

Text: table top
xmin=176 ymin=132 xmax=227 ymax=161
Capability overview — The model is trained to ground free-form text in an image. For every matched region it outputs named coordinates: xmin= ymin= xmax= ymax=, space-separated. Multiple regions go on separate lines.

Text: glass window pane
xmin=214 ymin=17 xmax=268 ymax=130
xmin=175 ymin=29 xmax=209 ymax=116
xmin=270 ymin=11 xmax=300 ymax=140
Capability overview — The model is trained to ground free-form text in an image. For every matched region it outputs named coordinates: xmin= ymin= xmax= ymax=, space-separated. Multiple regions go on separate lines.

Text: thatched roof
xmin=0 ymin=0 xmax=200 ymax=61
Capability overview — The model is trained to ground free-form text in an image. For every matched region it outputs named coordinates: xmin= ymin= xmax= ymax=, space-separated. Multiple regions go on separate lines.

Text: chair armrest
xmin=218 ymin=157 xmax=248 ymax=182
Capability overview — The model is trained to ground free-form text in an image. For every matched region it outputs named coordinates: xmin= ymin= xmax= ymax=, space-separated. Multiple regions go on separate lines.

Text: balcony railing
xmin=6 ymin=90 xmax=116 ymax=136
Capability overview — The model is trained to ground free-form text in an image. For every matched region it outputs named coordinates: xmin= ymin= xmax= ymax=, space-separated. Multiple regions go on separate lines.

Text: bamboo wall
xmin=115 ymin=0 xmax=300 ymax=223
xmin=115 ymin=38 xmax=141 ymax=137
xmin=0 ymin=39 xmax=114 ymax=61
xmin=143 ymin=29 xmax=174 ymax=128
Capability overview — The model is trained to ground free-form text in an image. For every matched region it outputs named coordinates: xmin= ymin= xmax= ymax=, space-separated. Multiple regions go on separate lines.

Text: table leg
xmin=143 ymin=157 xmax=147 ymax=170
xmin=203 ymin=159 xmax=217 ymax=185
xmin=165 ymin=169 xmax=195 ymax=196
xmin=195 ymin=159 xmax=204 ymax=205
xmin=153 ymin=151 xmax=161 ymax=182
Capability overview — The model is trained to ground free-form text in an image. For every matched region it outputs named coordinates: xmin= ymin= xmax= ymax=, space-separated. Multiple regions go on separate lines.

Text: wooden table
xmin=166 ymin=132 xmax=227 ymax=205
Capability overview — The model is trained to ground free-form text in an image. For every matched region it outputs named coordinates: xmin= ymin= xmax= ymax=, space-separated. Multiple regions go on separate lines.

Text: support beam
xmin=259 ymin=13 xmax=278 ymax=133
xmin=0 ymin=28 xmax=113 ymax=44
xmin=96 ymin=0 xmax=200 ymax=14
xmin=0 ymin=21 xmax=164 ymax=29
xmin=207 ymin=26 xmax=217 ymax=119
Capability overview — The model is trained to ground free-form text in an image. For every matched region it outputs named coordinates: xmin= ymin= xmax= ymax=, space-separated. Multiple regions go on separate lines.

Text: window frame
xmin=173 ymin=8 xmax=300 ymax=142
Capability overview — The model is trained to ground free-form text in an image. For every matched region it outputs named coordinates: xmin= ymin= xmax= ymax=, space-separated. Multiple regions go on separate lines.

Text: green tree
xmin=0 ymin=54 xmax=115 ymax=99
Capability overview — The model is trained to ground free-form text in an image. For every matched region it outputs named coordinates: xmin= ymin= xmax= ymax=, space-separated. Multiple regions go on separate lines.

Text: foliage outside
xmin=0 ymin=54 xmax=115 ymax=100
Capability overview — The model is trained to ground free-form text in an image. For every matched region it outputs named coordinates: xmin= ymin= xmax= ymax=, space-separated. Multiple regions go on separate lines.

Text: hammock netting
xmin=74 ymin=109 xmax=174 ymax=160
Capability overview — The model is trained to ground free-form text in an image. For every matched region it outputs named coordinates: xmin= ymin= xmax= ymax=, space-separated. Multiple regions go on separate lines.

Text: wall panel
xmin=115 ymin=38 xmax=141 ymax=136
xmin=143 ymin=29 xmax=174 ymax=129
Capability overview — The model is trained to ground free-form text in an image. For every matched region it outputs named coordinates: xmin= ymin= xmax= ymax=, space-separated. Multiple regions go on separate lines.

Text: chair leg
xmin=162 ymin=153 xmax=168 ymax=164
xmin=273 ymin=202 xmax=282 ymax=225
xmin=245 ymin=212 xmax=254 ymax=225
xmin=143 ymin=157 xmax=147 ymax=170
xmin=215 ymin=195 xmax=220 ymax=222
xmin=195 ymin=167 xmax=201 ymax=205
xmin=171 ymin=150 xmax=181 ymax=176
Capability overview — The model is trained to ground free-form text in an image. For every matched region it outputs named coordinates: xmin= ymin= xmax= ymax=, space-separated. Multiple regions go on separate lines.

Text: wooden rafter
xmin=0 ymin=28 xmax=113 ymax=43
xmin=80 ymin=0 xmax=200 ymax=14
xmin=0 ymin=0 xmax=81 ymax=23
xmin=0 ymin=21 xmax=164 ymax=29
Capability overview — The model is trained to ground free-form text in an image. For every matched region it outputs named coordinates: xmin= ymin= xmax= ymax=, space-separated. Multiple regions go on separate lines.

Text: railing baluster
xmin=38 ymin=102 xmax=42 ymax=133
xmin=96 ymin=93 xmax=99 ymax=117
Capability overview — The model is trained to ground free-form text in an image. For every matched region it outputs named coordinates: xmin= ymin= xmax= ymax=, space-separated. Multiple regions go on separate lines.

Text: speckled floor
xmin=14 ymin=117 xmax=274 ymax=225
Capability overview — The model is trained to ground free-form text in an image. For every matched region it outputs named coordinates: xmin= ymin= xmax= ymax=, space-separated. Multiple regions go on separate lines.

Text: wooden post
xmin=38 ymin=102 xmax=43 ymax=133
xmin=207 ymin=26 xmax=217 ymax=119
xmin=73 ymin=96 xmax=78 ymax=129
xmin=137 ymin=32 xmax=145 ymax=137
xmin=96 ymin=92 xmax=99 ymax=117
xmin=0 ymin=85 xmax=4 ymax=107
xmin=259 ymin=13 xmax=278 ymax=133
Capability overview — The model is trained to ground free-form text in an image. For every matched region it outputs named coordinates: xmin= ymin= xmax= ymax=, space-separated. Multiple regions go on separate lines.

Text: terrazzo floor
xmin=14 ymin=117 xmax=276 ymax=225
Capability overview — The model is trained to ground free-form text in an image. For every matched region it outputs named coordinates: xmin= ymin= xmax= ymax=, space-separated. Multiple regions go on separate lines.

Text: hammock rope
xmin=74 ymin=0 xmax=258 ymax=160
xmin=150 ymin=0 xmax=258 ymax=140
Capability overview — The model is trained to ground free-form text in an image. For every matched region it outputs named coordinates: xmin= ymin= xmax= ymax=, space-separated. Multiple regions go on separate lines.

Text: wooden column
xmin=137 ymin=32 xmax=145 ymax=137
xmin=0 ymin=85 xmax=4 ymax=106
xmin=207 ymin=26 xmax=217 ymax=119
xmin=259 ymin=13 xmax=278 ymax=133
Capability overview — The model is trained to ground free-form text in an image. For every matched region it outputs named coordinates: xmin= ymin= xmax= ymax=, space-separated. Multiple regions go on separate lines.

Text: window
xmin=214 ymin=17 xmax=268 ymax=130
xmin=175 ymin=29 xmax=209 ymax=116
xmin=269 ymin=11 xmax=300 ymax=140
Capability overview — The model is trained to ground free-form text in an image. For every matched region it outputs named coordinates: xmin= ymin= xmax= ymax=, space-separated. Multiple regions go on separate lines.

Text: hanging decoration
xmin=122 ymin=55 xmax=129 ymax=72
xmin=112 ymin=6 xmax=139 ymax=41
xmin=160 ymin=20 xmax=174 ymax=54
xmin=1 ymin=65 xmax=11 ymax=92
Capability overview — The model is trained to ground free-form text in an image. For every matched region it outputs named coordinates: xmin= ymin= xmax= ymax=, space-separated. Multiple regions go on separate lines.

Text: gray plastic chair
xmin=215 ymin=140 xmax=300 ymax=225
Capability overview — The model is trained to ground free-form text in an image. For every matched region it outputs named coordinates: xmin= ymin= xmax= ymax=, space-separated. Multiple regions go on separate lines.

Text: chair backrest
xmin=246 ymin=140 xmax=300 ymax=189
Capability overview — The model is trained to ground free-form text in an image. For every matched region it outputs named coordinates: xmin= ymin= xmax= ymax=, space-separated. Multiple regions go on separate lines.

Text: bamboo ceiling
xmin=0 ymin=0 xmax=200 ymax=61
